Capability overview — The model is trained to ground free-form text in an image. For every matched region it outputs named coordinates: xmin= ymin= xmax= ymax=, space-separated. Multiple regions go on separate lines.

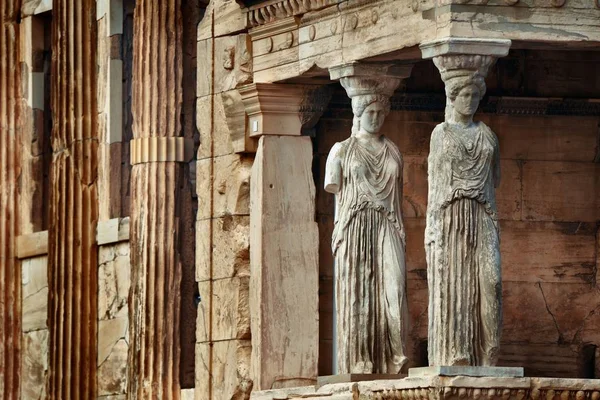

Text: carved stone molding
xmin=238 ymin=83 xmax=332 ymax=137
xmin=251 ymin=376 xmax=600 ymax=400
xmin=130 ymin=137 xmax=194 ymax=164
xmin=245 ymin=0 xmax=343 ymax=28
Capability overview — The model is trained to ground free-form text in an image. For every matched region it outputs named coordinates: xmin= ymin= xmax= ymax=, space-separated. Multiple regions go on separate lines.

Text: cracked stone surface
xmin=98 ymin=243 xmax=130 ymax=320
xmin=22 ymin=256 xmax=48 ymax=333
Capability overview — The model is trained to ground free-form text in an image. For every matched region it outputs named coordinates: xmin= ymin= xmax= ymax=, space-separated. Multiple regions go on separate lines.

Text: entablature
xmin=239 ymin=0 xmax=600 ymax=83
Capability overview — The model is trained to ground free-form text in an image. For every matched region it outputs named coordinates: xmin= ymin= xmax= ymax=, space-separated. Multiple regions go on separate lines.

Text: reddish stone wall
xmin=315 ymin=53 xmax=600 ymax=378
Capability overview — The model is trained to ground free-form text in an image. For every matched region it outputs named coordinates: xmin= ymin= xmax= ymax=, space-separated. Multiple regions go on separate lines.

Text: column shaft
xmin=128 ymin=0 xmax=184 ymax=398
xmin=47 ymin=0 xmax=99 ymax=398
xmin=0 ymin=1 xmax=23 ymax=398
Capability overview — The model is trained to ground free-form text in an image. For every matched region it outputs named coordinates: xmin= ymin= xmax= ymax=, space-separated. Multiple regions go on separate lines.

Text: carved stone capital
xmin=237 ymin=83 xmax=332 ymax=137
xmin=420 ymin=37 xmax=511 ymax=81
xmin=329 ymin=62 xmax=413 ymax=101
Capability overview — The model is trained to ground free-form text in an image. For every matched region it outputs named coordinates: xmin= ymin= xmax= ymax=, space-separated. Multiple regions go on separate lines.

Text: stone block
xmin=402 ymin=156 xmax=428 ymax=219
xmin=196 ymin=280 xmax=210 ymax=343
xmin=98 ymin=242 xmax=130 ymax=320
xmin=409 ymin=366 xmax=524 ymax=378
xmin=522 ymin=161 xmax=600 ymax=222
xmin=214 ymin=215 xmax=250 ymax=280
xmin=485 ymin=115 xmax=599 ymax=163
xmin=196 ymin=95 xmax=212 ymax=160
xmin=98 ymin=338 xmax=128 ymax=396
xmin=196 ymin=157 xmax=211 ymax=220
xmin=502 ymin=281 xmax=600 ymax=346
xmin=214 ymin=34 xmax=252 ymax=95
xmin=97 ymin=217 xmax=130 ymax=246
xmin=383 ymin=116 xmax=438 ymax=157
xmin=500 ymin=221 xmax=596 ymax=284
xmin=197 ymin=40 xmax=213 ymax=97
xmin=16 ymin=231 xmax=48 ymax=259
xmin=195 ymin=343 xmax=210 ymax=400
xmin=495 ymin=160 xmax=522 ymax=221
xmin=212 ymin=276 xmax=250 ymax=341
xmin=195 ymin=219 xmax=211 ymax=282
xmin=211 ymin=340 xmax=252 ymax=400
xmin=181 ymin=388 xmax=195 ymax=400
xmin=213 ymin=153 xmax=252 ymax=218
xmin=21 ymin=329 xmax=48 ymax=400
xmin=98 ymin=317 xmax=128 ymax=366
xmin=22 ymin=255 xmax=48 ymax=332
xmin=197 ymin=0 xmax=246 ymax=41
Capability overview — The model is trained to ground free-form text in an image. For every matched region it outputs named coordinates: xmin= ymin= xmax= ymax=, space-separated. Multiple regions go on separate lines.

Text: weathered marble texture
xmin=326 ymin=68 xmax=409 ymax=374
xmin=423 ymin=49 xmax=506 ymax=367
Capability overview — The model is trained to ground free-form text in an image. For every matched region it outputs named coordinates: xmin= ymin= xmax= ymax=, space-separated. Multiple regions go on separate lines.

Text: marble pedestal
xmin=317 ymin=373 xmax=407 ymax=388
xmin=409 ymin=366 xmax=524 ymax=378
xmin=251 ymin=375 xmax=600 ymax=400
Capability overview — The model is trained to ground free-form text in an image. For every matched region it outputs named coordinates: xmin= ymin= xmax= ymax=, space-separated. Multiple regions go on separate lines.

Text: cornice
xmin=245 ymin=0 xmax=344 ymax=28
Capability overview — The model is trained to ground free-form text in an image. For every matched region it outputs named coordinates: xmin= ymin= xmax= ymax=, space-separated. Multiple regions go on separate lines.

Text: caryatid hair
xmin=350 ymin=94 xmax=391 ymax=136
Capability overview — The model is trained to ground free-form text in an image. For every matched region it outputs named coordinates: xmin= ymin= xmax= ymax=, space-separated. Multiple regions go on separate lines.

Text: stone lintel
xmin=16 ymin=231 xmax=49 ymax=259
xmin=97 ymin=217 xmax=130 ymax=246
xmin=409 ymin=366 xmax=524 ymax=378
xmin=420 ymin=37 xmax=512 ymax=59
xmin=238 ymin=83 xmax=331 ymax=138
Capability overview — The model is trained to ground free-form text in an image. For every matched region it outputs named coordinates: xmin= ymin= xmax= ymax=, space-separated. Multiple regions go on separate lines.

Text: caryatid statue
xmin=420 ymin=39 xmax=511 ymax=367
xmin=326 ymin=64 xmax=413 ymax=374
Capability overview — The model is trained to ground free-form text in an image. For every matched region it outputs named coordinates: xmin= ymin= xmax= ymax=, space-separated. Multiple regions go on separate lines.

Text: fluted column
xmin=0 ymin=1 xmax=22 ymax=398
xmin=47 ymin=0 xmax=99 ymax=398
xmin=128 ymin=1 xmax=191 ymax=398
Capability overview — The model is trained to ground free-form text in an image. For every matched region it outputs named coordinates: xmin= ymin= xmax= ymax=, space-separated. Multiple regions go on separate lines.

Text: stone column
xmin=239 ymin=83 xmax=331 ymax=390
xmin=0 ymin=1 xmax=22 ymax=398
xmin=420 ymin=38 xmax=511 ymax=367
xmin=326 ymin=62 xmax=414 ymax=374
xmin=128 ymin=0 xmax=193 ymax=398
xmin=47 ymin=0 xmax=99 ymax=398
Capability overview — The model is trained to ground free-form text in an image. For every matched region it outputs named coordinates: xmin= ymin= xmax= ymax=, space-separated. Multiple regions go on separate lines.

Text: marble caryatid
xmin=425 ymin=52 xmax=502 ymax=367
xmin=325 ymin=65 xmax=410 ymax=374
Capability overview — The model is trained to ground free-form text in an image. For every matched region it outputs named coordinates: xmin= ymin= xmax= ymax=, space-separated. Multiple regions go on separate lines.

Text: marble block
xmin=409 ymin=366 xmax=524 ymax=378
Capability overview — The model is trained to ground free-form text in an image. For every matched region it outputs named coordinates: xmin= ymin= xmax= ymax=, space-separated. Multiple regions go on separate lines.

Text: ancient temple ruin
xmin=1 ymin=0 xmax=600 ymax=399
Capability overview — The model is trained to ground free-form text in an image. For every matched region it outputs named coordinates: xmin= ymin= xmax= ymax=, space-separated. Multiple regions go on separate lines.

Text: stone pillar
xmin=239 ymin=83 xmax=331 ymax=390
xmin=0 ymin=1 xmax=22 ymax=398
xmin=47 ymin=0 xmax=99 ymax=398
xmin=326 ymin=62 xmax=414 ymax=374
xmin=420 ymin=37 xmax=511 ymax=367
xmin=128 ymin=0 xmax=193 ymax=398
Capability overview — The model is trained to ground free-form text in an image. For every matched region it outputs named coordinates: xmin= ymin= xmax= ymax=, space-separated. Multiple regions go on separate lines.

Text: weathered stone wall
xmin=196 ymin=1 xmax=253 ymax=398
xmin=97 ymin=240 xmax=130 ymax=399
xmin=21 ymin=255 xmax=48 ymax=400
xmin=315 ymin=52 xmax=600 ymax=378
